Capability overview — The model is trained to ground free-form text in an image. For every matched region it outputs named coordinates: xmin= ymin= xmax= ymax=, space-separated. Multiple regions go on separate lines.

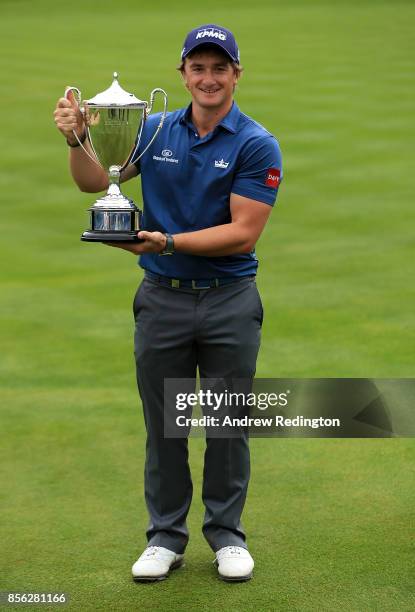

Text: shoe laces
xmin=141 ymin=546 xmax=174 ymax=561
xmin=143 ymin=546 xmax=159 ymax=558
xmin=214 ymin=546 xmax=243 ymax=563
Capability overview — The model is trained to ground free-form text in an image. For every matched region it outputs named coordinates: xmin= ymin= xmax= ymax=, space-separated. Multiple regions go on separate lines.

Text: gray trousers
xmin=133 ymin=275 xmax=263 ymax=554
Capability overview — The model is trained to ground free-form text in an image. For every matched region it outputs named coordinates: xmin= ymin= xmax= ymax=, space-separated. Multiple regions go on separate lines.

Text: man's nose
xmin=201 ymin=70 xmax=216 ymax=84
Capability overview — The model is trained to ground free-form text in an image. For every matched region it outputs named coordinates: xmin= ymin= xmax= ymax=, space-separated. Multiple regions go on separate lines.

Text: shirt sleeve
xmin=231 ymin=135 xmax=283 ymax=206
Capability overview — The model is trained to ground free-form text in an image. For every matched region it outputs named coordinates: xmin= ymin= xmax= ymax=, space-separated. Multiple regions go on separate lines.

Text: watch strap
xmin=67 ymin=131 xmax=87 ymax=148
xmin=160 ymin=233 xmax=175 ymax=255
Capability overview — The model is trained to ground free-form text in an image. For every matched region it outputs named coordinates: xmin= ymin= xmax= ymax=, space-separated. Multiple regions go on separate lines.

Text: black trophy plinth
xmin=81 ymin=207 xmax=144 ymax=243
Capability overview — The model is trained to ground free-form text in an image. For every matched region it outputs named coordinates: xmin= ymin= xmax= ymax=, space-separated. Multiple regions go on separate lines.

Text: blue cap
xmin=181 ymin=24 xmax=240 ymax=63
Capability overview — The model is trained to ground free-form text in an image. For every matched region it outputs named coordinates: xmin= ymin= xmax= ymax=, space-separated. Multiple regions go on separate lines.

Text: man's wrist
xmin=159 ymin=233 xmax=175 ymax=255
xmin=66 ymin=131 xmax=87 ymax=148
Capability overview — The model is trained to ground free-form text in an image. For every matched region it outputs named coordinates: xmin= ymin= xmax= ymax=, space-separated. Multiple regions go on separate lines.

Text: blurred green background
xmin=1 ymin=0 xmax=414 ymax=610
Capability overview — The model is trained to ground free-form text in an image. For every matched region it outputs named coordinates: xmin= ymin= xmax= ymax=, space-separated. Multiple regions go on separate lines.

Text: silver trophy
xmin=65 ymin=73 xmax=168 ymax=242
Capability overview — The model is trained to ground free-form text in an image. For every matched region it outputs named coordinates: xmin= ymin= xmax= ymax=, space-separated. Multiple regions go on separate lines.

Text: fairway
xmin=1 ymin=0 xmax=414 ymax=610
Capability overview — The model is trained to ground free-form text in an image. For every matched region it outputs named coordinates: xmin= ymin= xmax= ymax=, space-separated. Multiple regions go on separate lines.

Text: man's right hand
xmin=53 ymin=89 xmax=85 ymax=145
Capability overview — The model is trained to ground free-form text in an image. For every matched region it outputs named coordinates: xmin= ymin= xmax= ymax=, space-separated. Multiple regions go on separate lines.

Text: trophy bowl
xmin=66 ymin=73 xmax=167 ymax=242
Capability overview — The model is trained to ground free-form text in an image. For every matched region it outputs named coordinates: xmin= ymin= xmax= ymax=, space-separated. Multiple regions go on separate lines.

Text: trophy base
xmin=81 ymin=230 xmax=144 ymax=242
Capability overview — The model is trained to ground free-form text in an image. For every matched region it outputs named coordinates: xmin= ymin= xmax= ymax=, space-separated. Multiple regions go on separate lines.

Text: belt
xmin=145 ymin=271 xmax=253 ymax=290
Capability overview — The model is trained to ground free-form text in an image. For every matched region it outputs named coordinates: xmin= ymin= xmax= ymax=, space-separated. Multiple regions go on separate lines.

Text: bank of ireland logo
xmin=152 ymin=148 xmax=179 ymax=164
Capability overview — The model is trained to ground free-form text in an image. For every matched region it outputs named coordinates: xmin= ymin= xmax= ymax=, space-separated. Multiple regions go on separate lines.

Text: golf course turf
xmin=1 ymin=1 xmax=414 ymax=609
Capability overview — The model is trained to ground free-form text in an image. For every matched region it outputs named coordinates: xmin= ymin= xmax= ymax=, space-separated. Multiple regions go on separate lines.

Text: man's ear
xmin=232 ymin=69 xmax=239 ymax=92
xmin=180 ymin=70 xmax=189 ymax=89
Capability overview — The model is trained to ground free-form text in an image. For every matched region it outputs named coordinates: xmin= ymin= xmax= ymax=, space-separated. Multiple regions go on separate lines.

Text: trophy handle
xmin=130 ymin=88 xmax=168 ymax=165
xmin=64 ymin=86 xmax=101 ymax=168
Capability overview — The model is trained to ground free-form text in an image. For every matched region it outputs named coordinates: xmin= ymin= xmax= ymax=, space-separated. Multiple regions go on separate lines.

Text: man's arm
xmin=106 ymin=192 xmax=272 ymax=256
xmin=173 ymin=193 xmax=272 ymax=256
xmin=68 ymin=143 xmax=138 ymax=192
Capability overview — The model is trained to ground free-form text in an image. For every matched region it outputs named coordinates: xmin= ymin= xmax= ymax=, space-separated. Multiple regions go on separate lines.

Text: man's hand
xmin=104 ymin=231 xmax=167 ymax=254
xmin=53 ymin=89 xmax=85 ymax=145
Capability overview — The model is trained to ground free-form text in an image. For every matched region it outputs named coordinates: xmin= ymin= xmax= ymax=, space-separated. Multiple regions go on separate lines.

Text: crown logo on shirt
xmin=214 ymin=159 xmax=229 ymax=169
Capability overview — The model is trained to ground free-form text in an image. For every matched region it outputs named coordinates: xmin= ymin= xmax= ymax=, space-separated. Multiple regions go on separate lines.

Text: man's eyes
xmin=191 ymin=66 xmax=228 ymax=73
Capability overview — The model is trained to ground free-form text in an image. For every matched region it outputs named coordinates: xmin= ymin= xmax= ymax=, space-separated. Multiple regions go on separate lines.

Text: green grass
xmin=1 ymin=0 xmax=414 ymax=609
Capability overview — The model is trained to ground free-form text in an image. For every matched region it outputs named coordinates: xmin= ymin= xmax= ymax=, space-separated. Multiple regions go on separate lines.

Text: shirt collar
xmin=179 ymin=101 xmax=239 ymax=134
xmin=218 ymin=101 xmax=239 ymax=133
xmin=178 ymin=104 xmax=192 ymax=126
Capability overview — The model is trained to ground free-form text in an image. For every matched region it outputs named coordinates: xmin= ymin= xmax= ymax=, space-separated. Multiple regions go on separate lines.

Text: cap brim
xmin=182 ymin=41 xmax=237 ymax=62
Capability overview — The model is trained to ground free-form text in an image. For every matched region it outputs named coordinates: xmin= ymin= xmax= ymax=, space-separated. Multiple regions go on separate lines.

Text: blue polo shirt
xmin=134 ymin=102 xmax=282 ymax=279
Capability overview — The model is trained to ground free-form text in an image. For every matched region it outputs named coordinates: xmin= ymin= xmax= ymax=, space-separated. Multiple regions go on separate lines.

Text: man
xmin=54 ymin=24 xmax=282 ymax=582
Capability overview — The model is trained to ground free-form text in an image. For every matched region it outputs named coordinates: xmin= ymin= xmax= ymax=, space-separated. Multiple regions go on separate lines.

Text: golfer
xmin=54 ymin=24 xmax=283 ymax=582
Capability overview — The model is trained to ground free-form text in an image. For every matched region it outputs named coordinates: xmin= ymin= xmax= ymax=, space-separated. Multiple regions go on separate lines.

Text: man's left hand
xmin=104 ymin=231 xmax=167 ymax=255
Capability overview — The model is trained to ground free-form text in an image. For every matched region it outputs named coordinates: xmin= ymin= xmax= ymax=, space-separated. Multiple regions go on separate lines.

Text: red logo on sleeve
xmin=265 ymin=168 xmax=280 ymax=188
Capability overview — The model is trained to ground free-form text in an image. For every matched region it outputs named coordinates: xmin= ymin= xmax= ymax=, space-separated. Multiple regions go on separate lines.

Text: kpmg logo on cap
xmin=196 ymin=27 xmax=227 ymax=41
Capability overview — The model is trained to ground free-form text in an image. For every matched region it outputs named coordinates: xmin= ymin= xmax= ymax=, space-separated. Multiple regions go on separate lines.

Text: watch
xmin=66 ymin=131 xmax=87 ymax=148
xmin=159 ymin=233 xmax=175 ymax=255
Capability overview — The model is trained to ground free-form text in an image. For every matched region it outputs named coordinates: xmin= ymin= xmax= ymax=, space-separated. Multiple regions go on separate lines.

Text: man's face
xmin=182 ymin=49 xmax=238 ymax=112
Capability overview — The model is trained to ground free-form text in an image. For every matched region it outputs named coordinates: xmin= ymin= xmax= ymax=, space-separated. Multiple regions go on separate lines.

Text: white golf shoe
xmin=132 ymin=546 xmax=184 ymax=582
xmin=215 ymin=546 xmax=254 ymax=581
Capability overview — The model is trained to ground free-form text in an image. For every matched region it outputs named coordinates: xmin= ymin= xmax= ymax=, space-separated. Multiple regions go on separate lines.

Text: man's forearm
xmin=69 ymin=141 xmax=108 ymax=193
xmin=173 ymin=223 xmax=253 ymax=257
